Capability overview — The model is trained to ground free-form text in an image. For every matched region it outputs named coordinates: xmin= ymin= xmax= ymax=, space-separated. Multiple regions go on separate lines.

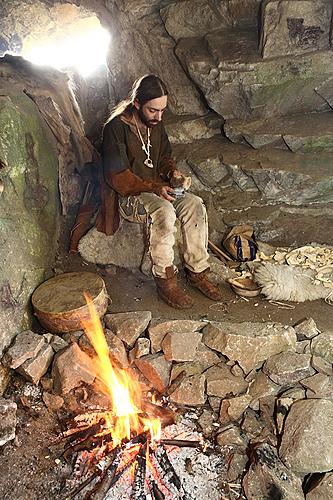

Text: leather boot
xmin=187 ymin=268 xmax=223 ymax=301
xmin=155 ymin=267 xmax=194 ymax=309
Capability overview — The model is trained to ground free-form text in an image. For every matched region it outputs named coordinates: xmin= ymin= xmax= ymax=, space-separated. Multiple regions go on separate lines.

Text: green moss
xmin=0 ymin=93 xmax=60 ymax=351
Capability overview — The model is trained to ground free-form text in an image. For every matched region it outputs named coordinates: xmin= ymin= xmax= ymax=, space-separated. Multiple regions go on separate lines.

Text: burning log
xmin=141 ymin=401 xmax=176 ymax=428
xmin=87 ymin=445 xmax=122 ymax=500
xmin=130 ymin=441 xmax=148 ymax=499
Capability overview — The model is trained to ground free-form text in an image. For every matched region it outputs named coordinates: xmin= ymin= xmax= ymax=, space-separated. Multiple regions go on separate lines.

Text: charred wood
xmin=148 ymin=479 xmax=165 ymax=500
xmin=160 ymin=439 xmax=200 ymax=449
xmin=130 ymin=442 xmax=148 ymax=500
xmin=88 ymin=446 xmax=122 ymax=500
xmin=153 ymin=445 xmax=182 ymax=493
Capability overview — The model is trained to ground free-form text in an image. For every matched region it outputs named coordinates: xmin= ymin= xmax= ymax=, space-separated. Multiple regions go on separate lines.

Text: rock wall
xmin=0 ymin=92 xmax=59 ymax=356
xmin=0 ymin=55 xmax=94 ymax=358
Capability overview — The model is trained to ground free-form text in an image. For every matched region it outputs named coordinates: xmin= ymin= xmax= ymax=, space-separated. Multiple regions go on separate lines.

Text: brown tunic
xmin=96 ymin=112 xmax=177 ymax=235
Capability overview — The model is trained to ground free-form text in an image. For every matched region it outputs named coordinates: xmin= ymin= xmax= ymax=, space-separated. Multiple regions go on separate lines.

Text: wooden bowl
xmin=32 ymin=272 xmax=109 ymax=333
xmin=228 ymin=277 xmax=262 ymax=298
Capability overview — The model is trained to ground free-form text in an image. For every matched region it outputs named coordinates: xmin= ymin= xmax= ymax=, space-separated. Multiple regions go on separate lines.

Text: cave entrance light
xmin=22 ymin=17 xmax=110 ymax=77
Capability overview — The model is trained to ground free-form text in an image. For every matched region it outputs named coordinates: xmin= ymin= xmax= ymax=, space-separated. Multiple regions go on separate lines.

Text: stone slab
xmin=280 ymin=399 xmax=333 ymax=473
xmin=203 ymin=321 xmax=296 ymax=374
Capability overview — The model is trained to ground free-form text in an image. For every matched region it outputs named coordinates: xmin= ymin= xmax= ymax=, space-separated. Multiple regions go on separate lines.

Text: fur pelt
xmin=254 ymin=262 xmax=330 ymax=302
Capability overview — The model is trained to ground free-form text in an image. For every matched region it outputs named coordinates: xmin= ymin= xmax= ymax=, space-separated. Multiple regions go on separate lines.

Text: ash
xmin=105 ymin=418 xmax=224 ymax=500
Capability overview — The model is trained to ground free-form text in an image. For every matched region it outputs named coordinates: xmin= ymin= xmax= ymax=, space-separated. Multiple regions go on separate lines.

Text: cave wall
xmin=0 ymin=92 xmax=59 ymax=356
xmin=0 ymin=56 xmax=95 ymax=361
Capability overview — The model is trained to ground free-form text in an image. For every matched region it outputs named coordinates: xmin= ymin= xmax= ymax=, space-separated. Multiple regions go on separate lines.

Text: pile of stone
xmin=1 ymin=313 xmax=333 ymax=497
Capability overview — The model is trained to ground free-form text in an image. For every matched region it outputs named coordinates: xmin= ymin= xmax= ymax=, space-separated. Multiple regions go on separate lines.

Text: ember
xmin=60 ymin=295 xmax=207 ymax=499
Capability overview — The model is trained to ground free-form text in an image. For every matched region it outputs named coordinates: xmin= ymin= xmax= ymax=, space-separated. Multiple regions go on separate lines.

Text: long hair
xmin=107 ymin=74 xmax=168 ymax=122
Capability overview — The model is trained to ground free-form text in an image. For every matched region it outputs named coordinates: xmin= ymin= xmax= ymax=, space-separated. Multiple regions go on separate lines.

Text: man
xmin=100 ymin=74 xmax=222 ymax=309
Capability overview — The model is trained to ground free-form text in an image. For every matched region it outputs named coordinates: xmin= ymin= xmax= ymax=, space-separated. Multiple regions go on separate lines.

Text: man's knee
xmin=151 ymin=201 xmax=177 ymax=231
xmin=182 ymin=193 xmax=207 ymax=218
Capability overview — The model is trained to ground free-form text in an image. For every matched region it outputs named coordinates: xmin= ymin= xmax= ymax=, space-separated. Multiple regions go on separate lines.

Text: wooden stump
xmin=31 ymin=272 xmax=109 ymax=333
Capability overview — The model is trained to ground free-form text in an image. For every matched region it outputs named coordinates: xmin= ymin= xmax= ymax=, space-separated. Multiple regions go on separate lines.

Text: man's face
xmin=136 ymin=96 xmax=167 ymax=127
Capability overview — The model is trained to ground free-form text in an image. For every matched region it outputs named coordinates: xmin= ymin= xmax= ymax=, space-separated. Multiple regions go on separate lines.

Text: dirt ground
xmin=0 ymin=252 xmax=332 ymax=499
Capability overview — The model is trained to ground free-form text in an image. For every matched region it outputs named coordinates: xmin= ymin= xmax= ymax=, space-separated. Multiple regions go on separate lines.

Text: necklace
xmin=133 ymin=114 xmax=153 ymax=169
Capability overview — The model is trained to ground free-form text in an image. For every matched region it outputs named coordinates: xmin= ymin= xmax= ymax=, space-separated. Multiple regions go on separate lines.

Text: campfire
xmin=60 ymin=296 xmax=203 ymax=499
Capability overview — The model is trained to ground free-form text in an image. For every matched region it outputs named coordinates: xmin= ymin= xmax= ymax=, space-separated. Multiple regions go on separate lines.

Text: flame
xmin=81 ymin=293 xmax=161 ymax=447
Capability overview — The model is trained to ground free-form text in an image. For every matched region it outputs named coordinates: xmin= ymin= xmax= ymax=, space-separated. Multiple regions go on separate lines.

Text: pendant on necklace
xmin=144 ymin=158 xmax=154 ymax=168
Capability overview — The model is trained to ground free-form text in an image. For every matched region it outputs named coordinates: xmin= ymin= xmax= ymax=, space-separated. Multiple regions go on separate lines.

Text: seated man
xmin=100 ymin=74 xmax=222 ymax=309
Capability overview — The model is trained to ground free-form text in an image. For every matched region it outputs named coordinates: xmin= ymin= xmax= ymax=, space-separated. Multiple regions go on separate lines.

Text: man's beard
xmin=138 ymin=107 xmax=158 ymax=127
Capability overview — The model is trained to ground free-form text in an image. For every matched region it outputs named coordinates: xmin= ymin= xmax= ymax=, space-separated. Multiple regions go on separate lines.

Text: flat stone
xmin=50 ymin=335 xmax=68 ymax=352
xmin=79 ymin=223 xmax=145 ymax=268
xmin=129 ymin=338 xmax=150 ymax=363
xmin=42 ymin=392 xmax=64 ymax=411
xmin=3 ymin=330 xmax=46 ymax=369
xmin=301 ymin=373 xmax=333 ymax=398
xmin=279 ymin=386 xmax=306 ymax=401
xmin=148 ymin=320 xmax=205 ymax=353
xmin=0 ymin=397 xmax=17 ymax=446
xmin=219 ymin=395 xmax=252 ymax=424
xmin=227 ymin=452 xmax=248 ymax=482
xmin=203 ymin=322 xmax=296 ymax=374
xmin=104 ymin=311 xmax=152 ymax=348
xmin=169 ymin=374 xmax=206 ymax=406
xmin=105 ymin=330 xmax=128 ymax=369
xmin=295 ymin=340 xmax=311 ymax=354
xmin=162 ymin=331 xmax=202 ymax=362
xmin=311 ymin=331 xmax=333 ymax=363
xmin=206 ymin=363 xmax=248 ymax=398
xmin=225 ymin=112 xmax=333 ymax=153
xmin=52 ymin=343 xmax=96 ymax=395
xmin=40 ymin=377 xmax=53 ymax=392
xmin=307 ymin=472 xmax=333 ymax=499
xmin=260 ymin=0 xmax=332 ymax=58
xmin=165 ymin=113 xmax=222 ymax=144
xmin=311 ymin=355 xmax=333 ymax=375
xmin=17 ymin=344 xmax=54 ymax=385
xmin=134 ymin=354 xmax=171 ymax=393
xmin=294 ymin=317 xmax=320 ymax=340
xmin=230 ymin=363 xmax=245 ymax=377
xmin=243 ymin=443 xmax=304 ymax=500
xmin=280 ymin=399 xmax=333 ymax=473
xmin=197 ymin=409 xmax=216 ymax=437
xmin=208 ymin=396 xmax=222 ymax=413
xmin=248 ymin=371 xmax=280 ymax=410
xmin=169 ymin=342 xmax=220 ymax=382
xmin=216 ymin=425 xmax=246 ymax=448
xmin=62 ymin=330 xmax=84 ymax=344
xmin=241 ymin=409 xmax=264 ymax=440
xmin=79 ymin=330 xmax=128 ymax=369
xmin=263 ymin=351 xmax=315 ymax=385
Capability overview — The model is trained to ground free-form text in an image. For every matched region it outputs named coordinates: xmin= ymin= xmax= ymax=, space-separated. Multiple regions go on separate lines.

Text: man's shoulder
xmin=104 ymin=115 xmax=125 ymax=131
xmin=103 ymin=115 xmax=129 ymax=143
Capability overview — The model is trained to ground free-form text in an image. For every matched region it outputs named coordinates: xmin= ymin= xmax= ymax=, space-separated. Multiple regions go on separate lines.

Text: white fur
xmin=254 ymin=262 xmax=329 ymax=302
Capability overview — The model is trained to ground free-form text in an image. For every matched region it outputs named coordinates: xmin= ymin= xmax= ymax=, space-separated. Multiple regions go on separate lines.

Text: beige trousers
xmin=119 ymin=192 xmax=209 ymax=278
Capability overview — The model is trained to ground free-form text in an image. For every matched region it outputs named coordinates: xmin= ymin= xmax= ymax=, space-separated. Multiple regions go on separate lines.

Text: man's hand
xmin=156 ymin=185 xmax=176 ymax=202
xmin=171 ymin=169 xmax=184 ymax=178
